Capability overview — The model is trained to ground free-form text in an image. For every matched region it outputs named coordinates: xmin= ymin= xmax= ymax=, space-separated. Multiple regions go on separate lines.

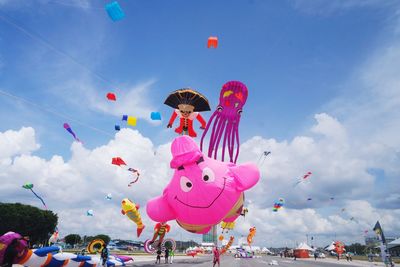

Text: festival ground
xmin=127 ymin=255 xmax=387 ymax=267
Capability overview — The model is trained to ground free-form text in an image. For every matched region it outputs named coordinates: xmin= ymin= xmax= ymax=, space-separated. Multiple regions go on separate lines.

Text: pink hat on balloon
xmin=170 ymin=136 xmax=202 ymax=169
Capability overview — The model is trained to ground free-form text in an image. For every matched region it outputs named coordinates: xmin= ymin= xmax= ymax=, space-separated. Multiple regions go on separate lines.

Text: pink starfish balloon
xmin=146 ymin=136 xmax=260 ymax=234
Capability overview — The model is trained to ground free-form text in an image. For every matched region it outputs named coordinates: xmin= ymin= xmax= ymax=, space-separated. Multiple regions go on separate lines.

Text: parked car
xmin=318 ymin=252 xmax=326 ymax=258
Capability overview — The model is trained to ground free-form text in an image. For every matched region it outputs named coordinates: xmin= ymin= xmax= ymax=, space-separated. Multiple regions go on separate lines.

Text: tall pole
xmin=212 ymin=225 xmax=217 ymax=247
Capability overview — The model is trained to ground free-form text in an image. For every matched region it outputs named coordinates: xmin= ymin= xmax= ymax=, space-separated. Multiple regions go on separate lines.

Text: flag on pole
xmin=373 ymin=221 xmax=386 ymax=244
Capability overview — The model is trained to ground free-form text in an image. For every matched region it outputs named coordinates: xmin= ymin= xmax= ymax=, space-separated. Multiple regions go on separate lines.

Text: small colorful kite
xmin=127 ymin=116 xmax=137 ymax=126
xmin=247 ymin=227 xmax=256 ymax=247
xmin=105 ymin=1 xmax=125 ymax=21
xmin=112 ymin=157 xmax=126 ymax=166
xmin=150 ymin=112 xmax=161 ymax=120
xmin=273 ymin=198 xmax=285 ymax=212
xmin=106 ymin=92 xmax=116 ymax=101
xmin=112 ymin=157 xmax=140 ymax=185
xmin=121 ymin=115 xmax=137 ymax=126
xmin=221 ymin=236 xmax=234 ymax=255
xmin=220 ymin=221 xmax=235 ymax=233
xmin=22 ymin=183 xmax=47 ymax=210
xmin=121 ymin=198 xmax=145 ymax=237
xmin=257 ymin=151 xmax=271 ymax=165
xmin=207 ymin=36 xmax=218 ymax=48
xmin=63 ymin=123 xmax=80 ymax=142
xmin=294 ymin=171 xmax=312 ymax=187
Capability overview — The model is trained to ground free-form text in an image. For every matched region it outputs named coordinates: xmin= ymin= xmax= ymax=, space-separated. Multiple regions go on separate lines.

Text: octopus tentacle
xmin=200 ymin=111 xmax=218 ymax=152
xmin=212 ymin=116 xmax=227 ymax=159
xmin=221 ymin=119 xmax=233 ymax=162
xmin=228 ymin=121 xmax=236 ymax=162
xmin=208 ymin=114 xmax=222 ymax=158
xmin=234 ymin=119 xmax=241 ymax=163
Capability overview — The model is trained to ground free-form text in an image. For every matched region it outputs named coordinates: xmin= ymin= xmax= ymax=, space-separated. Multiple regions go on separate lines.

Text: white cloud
xmin=85 ymin=79 xmax=159 ymax=122
xmin=0 ymin=127 xmax=177 ymax=240
xmin=1 ymin=108 xmax=399 ymax=247
xmin=0 ymin=127 xmax=39 ymax=161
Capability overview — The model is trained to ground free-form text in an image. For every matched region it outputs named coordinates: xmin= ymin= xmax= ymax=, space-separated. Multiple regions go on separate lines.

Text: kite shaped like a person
xmin=149 ymin=222 xmax=171 ymax=245
xmin=165 ymin=88 xmax=210 ymax=138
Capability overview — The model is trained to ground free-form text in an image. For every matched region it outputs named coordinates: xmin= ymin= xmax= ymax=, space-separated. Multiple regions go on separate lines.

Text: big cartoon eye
xmin=237 ymin=109 xmax=243 ymax=115
xmin=180 ymin=176 xmax=193 ymax=192
xmin=202 ymin=167 xmax=215 ymax=183
xmin=217 ymin=105 xmax=223 ymax=112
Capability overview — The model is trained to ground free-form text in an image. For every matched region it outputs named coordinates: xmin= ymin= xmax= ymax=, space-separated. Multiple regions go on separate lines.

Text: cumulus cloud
xmin=0 ymin=127 xmax=39 ymax=161
xmin=0 ymin=127 xmax=174 ymax=240
xmin=1 ymin=107 xmax=399 ymax=247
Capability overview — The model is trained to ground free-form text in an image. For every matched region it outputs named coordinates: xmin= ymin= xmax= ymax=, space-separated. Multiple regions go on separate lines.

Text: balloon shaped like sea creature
xmin=146 ymin=135 xmax=260 ymax=233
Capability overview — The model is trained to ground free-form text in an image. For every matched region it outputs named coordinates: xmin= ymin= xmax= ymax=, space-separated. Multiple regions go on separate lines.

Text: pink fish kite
xmin=146 ymin=135 xmax=260 ymax=234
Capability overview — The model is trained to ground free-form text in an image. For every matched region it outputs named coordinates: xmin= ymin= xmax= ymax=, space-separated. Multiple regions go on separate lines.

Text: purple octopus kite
xmin=200 ymin=81 xmax=248 ymax=163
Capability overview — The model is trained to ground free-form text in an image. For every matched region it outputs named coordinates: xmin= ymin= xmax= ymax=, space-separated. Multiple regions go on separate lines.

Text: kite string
xmin=0 ymin=12 xmax=122 ymax=139
xmin=0 ymin=12 xmax=117 ymax=88
xmin=47 ymin=0 xmax=104 ymax=10
xmin=0 ymin=89 xmax=114 ymax=138
xmin=0 ymin=88 xmax=156 ymax=157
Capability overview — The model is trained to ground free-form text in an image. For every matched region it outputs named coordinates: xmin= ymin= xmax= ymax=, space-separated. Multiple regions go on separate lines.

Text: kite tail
xmin=293 ymin=180 xmax=302 ymax=187
xmin=31 ymin=189 xmax=48 ymax=210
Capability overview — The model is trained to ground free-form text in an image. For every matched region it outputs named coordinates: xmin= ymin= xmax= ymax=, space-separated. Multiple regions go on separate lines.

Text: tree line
xmin=0 ymin=203 xmax=111 ymax=247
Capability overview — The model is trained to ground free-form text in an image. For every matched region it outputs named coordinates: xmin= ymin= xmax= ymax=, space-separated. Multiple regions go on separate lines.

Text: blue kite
xmin=105 ymin=1 xmax=125 ymax=22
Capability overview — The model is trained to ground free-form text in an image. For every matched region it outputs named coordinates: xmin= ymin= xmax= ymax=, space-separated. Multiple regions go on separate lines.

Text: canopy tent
xmin=325 ymin=241 xmax=336 ymax=251
xmin=388 ymin=238 xmax=400 ymax=249
xmin=262 ymin=247 xmax=272 ymax=254
xmin=297 ymin=242 xmax=315 ymax=251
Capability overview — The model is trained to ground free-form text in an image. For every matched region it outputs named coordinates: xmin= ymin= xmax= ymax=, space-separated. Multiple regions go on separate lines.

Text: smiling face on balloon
xmin=168 ymin=156 xmax=240 ymax=222
xmin=146 ymin=136 xmax=260 ymax=233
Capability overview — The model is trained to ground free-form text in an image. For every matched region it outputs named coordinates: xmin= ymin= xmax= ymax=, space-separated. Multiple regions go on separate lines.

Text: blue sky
xmin=1 ymin=0 xmax=400 ymax=245
xmin=0 ymin=0 xmax=393 ymax=157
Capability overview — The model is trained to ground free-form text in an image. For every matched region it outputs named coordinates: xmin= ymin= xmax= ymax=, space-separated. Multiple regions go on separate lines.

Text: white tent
xmin=262 ymin=247 xmax=272 ymax=254
xmin=296 ymin=242 xmax=315 ymax=251
xmin=388 ymin=238 xmax=400 ymax=248
xmin=325 ymin=241 xmax=335 ymax=251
